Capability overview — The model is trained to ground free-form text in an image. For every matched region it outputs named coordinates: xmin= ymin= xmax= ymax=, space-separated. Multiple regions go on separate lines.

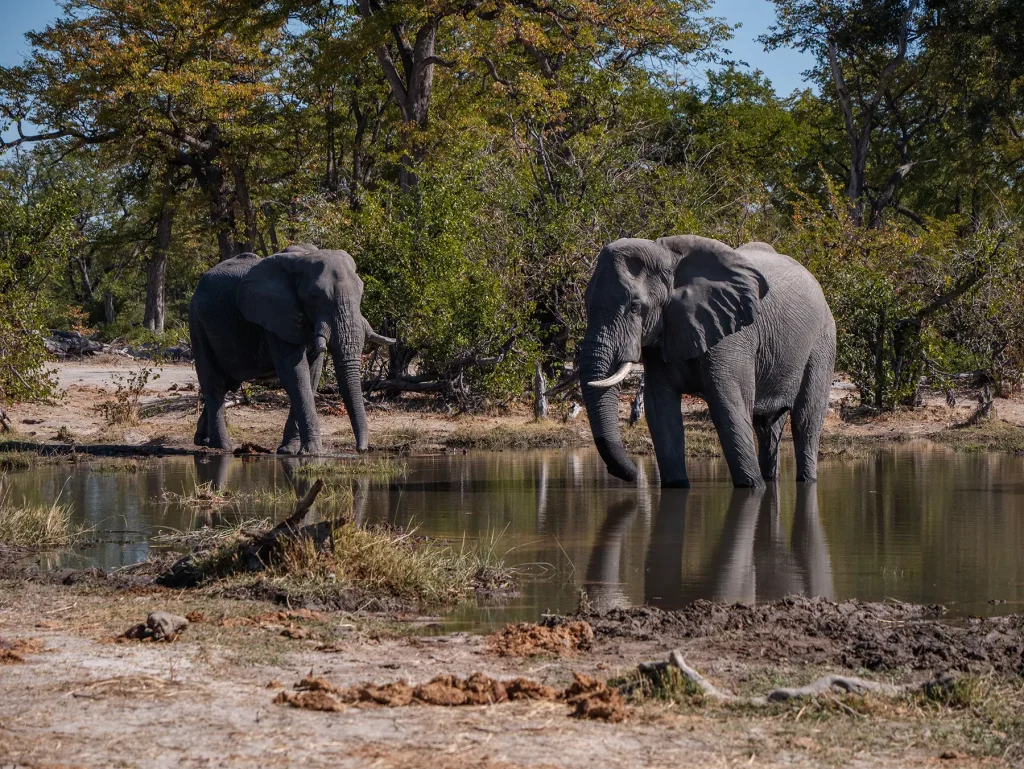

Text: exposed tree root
xmin=642 ymin=650 xmax=953 ymax=706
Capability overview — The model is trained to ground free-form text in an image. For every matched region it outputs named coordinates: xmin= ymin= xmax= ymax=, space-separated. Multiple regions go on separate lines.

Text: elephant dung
xmin=123 ymin=611 xmax=190 ymax=642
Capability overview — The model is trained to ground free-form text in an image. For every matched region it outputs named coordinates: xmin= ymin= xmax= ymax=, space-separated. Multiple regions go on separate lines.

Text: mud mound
xmin=122 ymin=611 xmax=189 ymax=642
xmin=0 ymin=635 xmax=44 ymax=663
xmin=274 ymin=671 xmax=622 ymax=721
xmin=563 ymin=673 xmax=626 ymax=723
xmin=274 ymin=690 xmax=347 ymax=712
xmin=584 ymin=598 xmax=1024 ymax=674
xmin=488 ymin=619 xmax=594 ymax=657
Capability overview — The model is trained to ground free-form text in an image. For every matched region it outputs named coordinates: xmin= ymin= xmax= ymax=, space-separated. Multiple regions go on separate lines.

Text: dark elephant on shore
xmin=189 ymin=244 xmax=394 ymax=455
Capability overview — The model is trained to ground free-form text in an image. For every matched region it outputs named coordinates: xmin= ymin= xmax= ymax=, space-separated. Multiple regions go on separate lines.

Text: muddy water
xmin=5 ymin=445 xmax=1024 ymax=628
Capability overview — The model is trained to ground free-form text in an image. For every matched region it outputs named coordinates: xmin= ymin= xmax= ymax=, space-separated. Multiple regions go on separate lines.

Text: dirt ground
xmin=1 ymin=578 xmax=1022 ymax=769
xmin=5 ymin=359 xmax=1024 ymax=454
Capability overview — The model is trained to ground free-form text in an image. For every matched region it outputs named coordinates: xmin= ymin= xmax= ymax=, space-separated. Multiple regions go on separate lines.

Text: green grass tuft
xmin=267 ymin=522 xmax=505 ymax=606
xmin=89 ymin=459 xmax=143 ymax=474
xmin=291 ymin=457 xmax=405 ymax=480
xmin=0 ymin=451 xmax=35 ymax=472
xmin=0 ymin=485 xmax=84 ymax=547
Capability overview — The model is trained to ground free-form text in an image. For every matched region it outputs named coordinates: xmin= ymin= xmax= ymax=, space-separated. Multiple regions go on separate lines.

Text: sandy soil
xmin=4 ymin=359 xmax=1024 ymax=454
xmin=1 ymin=579 xmax=1020 ymax=769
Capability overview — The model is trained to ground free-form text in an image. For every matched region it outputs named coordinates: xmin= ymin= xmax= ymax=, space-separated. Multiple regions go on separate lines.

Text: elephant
xmin=580 ymin=235 xmax=836 ymax=488
xmin=189 ymin=243 xmax=394 ymax=455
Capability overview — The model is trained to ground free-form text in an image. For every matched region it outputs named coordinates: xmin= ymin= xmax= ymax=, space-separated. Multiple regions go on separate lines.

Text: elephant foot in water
xmin=277 ymin=439 xmax=324 ymax=456
xmin=276 ymin=439 xmax=300 ymax=456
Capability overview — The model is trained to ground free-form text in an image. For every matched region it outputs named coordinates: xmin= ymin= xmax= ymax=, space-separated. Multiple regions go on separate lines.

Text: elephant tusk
xmin=363 ymin=317 xmax=396 ymax=346
xmin=367 ymin=330 xmax=397 ymax=347
xmin=587 ymin=362 xmax=635 ymax=388
xmin=314 ymin=335 xmax=328 ymax=353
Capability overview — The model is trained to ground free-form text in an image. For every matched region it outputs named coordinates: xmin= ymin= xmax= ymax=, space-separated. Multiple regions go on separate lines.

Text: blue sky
xmin=0 ymin=0 xmax=815 ymax=110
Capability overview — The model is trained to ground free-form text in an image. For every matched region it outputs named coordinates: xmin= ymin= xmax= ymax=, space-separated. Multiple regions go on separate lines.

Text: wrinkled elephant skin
xmin=189 ymin=244 xmax=394 ymax=455
xmin=580 ymin=236 xmax=836 ymax=488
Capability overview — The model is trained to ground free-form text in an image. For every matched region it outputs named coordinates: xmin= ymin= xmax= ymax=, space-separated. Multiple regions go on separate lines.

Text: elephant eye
xmin=629 ymin=300 xmax=642 ymax=315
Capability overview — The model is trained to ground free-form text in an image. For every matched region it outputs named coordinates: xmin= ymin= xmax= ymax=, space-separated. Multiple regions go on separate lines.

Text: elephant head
xmin=235 ymin=246 xmax=394 ymax=452
xmin=579 ymin=235 xmax=768 ymax=482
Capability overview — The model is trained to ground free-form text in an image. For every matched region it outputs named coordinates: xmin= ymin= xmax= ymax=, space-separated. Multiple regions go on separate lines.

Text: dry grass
xmin=620 ymin=419 xmax=722 ymax=458
xmin=371 ymin=426 xmax=431 ymax=452
xmin=932 ymin=418 xmax=1024 ymax=454
xmin=89 ymin=459 xmax=143 ymax=474
xmin=264 ymin=522 xmax=509 ymax=607
xmin=0 ymin=451 xmax=36 ymax=472
xmin=151 ymin=517 xmax=273 ymax=549
xmin=161 ymin=481 xmax=236 ymax=509
xmin=0 ymin=485 xmax=83 ymax=547
xmin=445 ymin=423 xmax=589 ymax=450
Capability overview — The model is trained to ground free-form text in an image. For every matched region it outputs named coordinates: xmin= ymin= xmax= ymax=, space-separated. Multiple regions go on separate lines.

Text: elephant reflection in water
xmin=189 ymin=455 xmax=368 ymax=525
xmin=583 ymin=484 xmax=833 ymax=611
xmin=582 ymin=464 xmax=653 ymax=610
xmin=193 ymin=453 xmax=233 ymax=490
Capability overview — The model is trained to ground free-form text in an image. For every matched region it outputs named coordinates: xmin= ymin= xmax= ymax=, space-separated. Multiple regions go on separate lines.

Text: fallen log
xmin=0 ymin=441 xmax=359 ymax=460
xmin=0 ymin=441 xmax=206 ymax=458
xmin=635 ymin=650 xmax=954 ymax=706
xmin=239 ymin=480 xmax=327 ymax=571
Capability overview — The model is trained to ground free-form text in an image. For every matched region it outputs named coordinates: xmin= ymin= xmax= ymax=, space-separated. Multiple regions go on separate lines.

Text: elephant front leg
xmin=642 ymin=352 xmax=689 ymax=488
xmin=269 ymin=338 xmax=324 ymax=456
xmin=278 ymin=350 xmax=325 ymax=455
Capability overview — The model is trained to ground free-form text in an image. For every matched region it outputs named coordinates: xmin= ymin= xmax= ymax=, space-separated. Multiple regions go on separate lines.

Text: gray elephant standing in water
xmin=189 ymin=244 xmax=394 ymax=454
xmin=580 ymin=236 xmax=835 ymax=488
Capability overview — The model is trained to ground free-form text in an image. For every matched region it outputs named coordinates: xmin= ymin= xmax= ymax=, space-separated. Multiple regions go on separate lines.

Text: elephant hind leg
xmin=192 ymin=329 xmax=232 ymax=451
xmin=791 ymin=329 xmax=836 ymax=483
xmin=754 ymin=411 xmax=788 ymax=482
xmin=194 ymin=405 xmax=209 ymax=447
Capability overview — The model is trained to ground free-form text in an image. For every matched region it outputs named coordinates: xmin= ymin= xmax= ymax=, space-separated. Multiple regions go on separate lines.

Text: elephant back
xmin=190 ymin=252 xmax=260 ymax=314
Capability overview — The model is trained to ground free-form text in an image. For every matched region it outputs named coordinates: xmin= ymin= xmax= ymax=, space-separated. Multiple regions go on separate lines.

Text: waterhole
xmin=5 ymin=445 xmax=1023 ymax=629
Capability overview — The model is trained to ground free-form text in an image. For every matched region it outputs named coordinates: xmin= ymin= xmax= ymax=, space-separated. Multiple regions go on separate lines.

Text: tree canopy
xmin=1 ymin=0 xmax=1022 ymax=408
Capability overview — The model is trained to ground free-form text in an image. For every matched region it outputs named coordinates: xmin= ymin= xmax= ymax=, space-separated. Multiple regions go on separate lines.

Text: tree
xmin=763 ymin=0 xmax=929 ymax=226
xmin=0 ymin=0 xmax=288 ymax=262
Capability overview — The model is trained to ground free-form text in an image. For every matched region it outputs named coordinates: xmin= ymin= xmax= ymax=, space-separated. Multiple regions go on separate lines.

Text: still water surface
xmin=6 ymin=445 xmax=1024 ymax=629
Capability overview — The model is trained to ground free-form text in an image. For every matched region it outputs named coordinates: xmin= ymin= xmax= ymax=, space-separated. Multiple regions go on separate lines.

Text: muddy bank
xmin=2 ymin=570 xmax=1023 ymax=768
xmin=579 ymin=597 xmax=1024 ymax=674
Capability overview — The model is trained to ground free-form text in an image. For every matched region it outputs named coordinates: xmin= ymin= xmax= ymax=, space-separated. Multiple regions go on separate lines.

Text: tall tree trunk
xmin=103 ymin=291 xmax=116 ymax=325
xmin=873 ymin=310 xmax=886 ymax=411
xmin=356 ymin=8 xmax=442 ymax=190
xmin=144 ymin=199 xmax=174 ymax=334
xmin=231 ymin=161 xmax=257 ymax=253
xmin=325 ymin=92 xmax=339 ymax=194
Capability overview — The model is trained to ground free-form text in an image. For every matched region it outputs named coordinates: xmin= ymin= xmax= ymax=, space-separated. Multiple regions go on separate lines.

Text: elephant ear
xmin=236 ymin=255 xmax=310 ymax=345
xmin=657 ymin=235 xmax=768 ymax=362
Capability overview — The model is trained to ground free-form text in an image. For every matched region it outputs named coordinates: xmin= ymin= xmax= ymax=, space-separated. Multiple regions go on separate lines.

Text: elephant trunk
xmin=579 ymin=348 xmax=638 ymax=482
xmin=332 ymin=350 xmax=369 ymax=452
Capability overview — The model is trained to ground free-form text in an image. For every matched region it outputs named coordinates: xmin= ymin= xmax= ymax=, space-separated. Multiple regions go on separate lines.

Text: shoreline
xmin=3 ymin=362 xmax=1024 ymax=767
xmin=3 ymin=361 xmax=1024 ymax=461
